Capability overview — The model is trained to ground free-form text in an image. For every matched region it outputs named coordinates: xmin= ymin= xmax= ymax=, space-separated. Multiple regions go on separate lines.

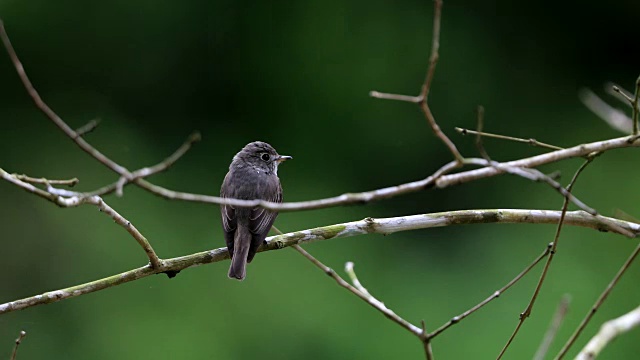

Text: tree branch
xmin=10 ymin=174 xmax=79 ymax=187
xmin=575 ymin=304 xmax=640 ymax=360
xmin=0 ymin=168 xmax=162 ymax=268
xmin=456 ymin=127 xmax=564 ymax=151
xmin=428 ymin=243 xmax=552 ymax=339
xmin=1 ymin=209 xmax=637 ymax=316
xmin=29 ymin=133 xmax=636 ymax=214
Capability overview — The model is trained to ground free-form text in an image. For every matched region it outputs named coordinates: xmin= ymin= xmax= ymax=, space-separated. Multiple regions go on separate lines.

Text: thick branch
xmin=1 ymin=209 xmax=637 ymax=315
xmin=576 ymin=304 xmax=640 ymax=360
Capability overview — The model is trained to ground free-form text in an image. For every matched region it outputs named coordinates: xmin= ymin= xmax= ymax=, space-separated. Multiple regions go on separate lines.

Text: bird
xmin=220 ymin=141 xmax=291 ymax=280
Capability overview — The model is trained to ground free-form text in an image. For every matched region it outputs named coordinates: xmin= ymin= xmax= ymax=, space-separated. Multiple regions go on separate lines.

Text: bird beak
xmin=277 ymin=155 xmax=292 ymax=162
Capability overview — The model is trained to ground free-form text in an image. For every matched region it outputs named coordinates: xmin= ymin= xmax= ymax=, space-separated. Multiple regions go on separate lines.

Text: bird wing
xmin=249 ymin=178 xmax=282 ymax=237
xmin=220 ymin=173 xmax=237 ymax=253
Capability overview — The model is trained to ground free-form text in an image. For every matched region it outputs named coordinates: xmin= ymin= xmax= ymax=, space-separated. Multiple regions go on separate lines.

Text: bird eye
xmin=260 ymin=153 xmax=270 ymax=161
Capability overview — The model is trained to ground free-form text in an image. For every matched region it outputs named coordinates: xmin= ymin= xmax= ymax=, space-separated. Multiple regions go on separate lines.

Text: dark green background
xmin=1 ymin=1 xmax=639 ymax=358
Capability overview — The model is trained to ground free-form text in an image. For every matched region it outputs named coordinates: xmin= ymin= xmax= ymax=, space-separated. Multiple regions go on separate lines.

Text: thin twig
xmin=84 ymin=132 xmax=202 ymax=197
xmin=109 ymin=136 xmax=640 ymax=211
xmin=293 ymin=246 xmax=423 ymax=337
xmin=39 ymin=133 xmax=636 ymax=213
xmin=368 ymin=91 xmax=420 ymax=103
xmin=278 ymin=220 xmax=429 ymax=353
xmin=0 ymin=20 xmax=130 ymax=176
xmin=132 ymin=160 xmax=459 ymax=210
xmin=90 ymin=195 xmax=163 ymax=269
xmin=1 ymin=169 xmax=162 ymax=268
xmin=419 ymin=93 xmax=465 ymax=164
xmin=1 ymin=209 xmax=637 ymax=316
xmin=370 ymin=0 xmax=464 ymax=164
xmin=556 ymin=241 xmax=640 ymax=359
xmin=75 ymin=118 xmax=101 ymax=137
xmin=455 ymin=127 xmax=564 ymax=151
xmin=497 ymin=157 xmax=596 ymax=359
xmin=605 ymin=82 xmax=633 ymax=108
xmin=10 ymin=174 xmax=79 ymax=187
xmin=533 ymin=295 xmax=571 ymax=360
xmin=428 ymin=243 xmax=551 ymax=339
xmin=632 ymin=75 xmax=640 ymax=135
xmin=112 ymin=132 xmax=202 ymax=196
xmin=10 ymin=330 xmax=26 ymax=360
xmin=612 ymin=86 xmax=634 ymax=104
xmin=419 ymin=0 xmax=442 ymax=101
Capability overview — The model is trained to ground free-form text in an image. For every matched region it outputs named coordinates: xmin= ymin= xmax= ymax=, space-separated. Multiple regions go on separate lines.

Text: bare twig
xmin=437 ymin=135 xmax=639 ymax=189
xmin=90 ymin=195 xmax=163 ymax=269
xmin=605 ymin=82 xmax=633 ymax=107
xmin=11 ymin=173 xmax=78 ymax=187
xmin=293 ymin=246 xmax=423 ymax=337
xmin=576 ymin=304 xmax=640 ymax=360
xmin=84 ymin=132 xmax=202 ymax=197
xmin=556 ymin=241 xmax=640 ymax=359
xmin=368 ymin=92 xmax=420 ymax=103
xmin=75 ymin=118 xmax=101 ymax=137
xmin=10 ymin=330 xmax=26 ymax=360
xmin=498 ymin=157 xmax=596 ymax=359
xmin=612 ymin=86 xmax=634 ymax=104
xmin=0 ymin=169 xmax=162 ymax=268
xmin=112 ymin=131 xmax=202 ymax=196
xmin=1 ymin=209 xmax=637 ymax=316
xmin=428 ymin=243 xmax=551 ymax=339
xmin=455 ymin=127 xmax=564 ymax=151
xmin=275 ymin=221 xmax=429 ymax=355
xmin=533 ymin=295 xmax=571 ymax=360
xmin=133 ymin=159 xmax=460 ymax=210
xmin=0 ymin=20 xmax=129 ymax=176
xmin=370 ymin=0 xmax=464 ymax=164
xmin=419 ymin=0 xmax=442 ymax=101
xmin=633 ymin=75 xmax=640 ymax=135
xmin=30 ymin=133 xmax=634 ymax=213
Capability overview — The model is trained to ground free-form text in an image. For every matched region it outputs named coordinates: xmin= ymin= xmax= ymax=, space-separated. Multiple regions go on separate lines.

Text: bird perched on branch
xmin=220 ymin=141 xmax=291 ymax=280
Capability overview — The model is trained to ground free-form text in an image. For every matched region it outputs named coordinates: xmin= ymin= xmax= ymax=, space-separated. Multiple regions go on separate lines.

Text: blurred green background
xmin=1 ymin=1 xmax=639 ymax=359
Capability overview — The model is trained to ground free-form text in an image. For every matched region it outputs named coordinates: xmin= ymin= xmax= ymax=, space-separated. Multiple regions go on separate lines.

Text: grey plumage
xmin=220 ymin=141 xmax=291 ymax=280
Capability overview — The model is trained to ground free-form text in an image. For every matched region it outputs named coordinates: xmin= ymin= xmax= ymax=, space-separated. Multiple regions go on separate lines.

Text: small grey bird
xmin=220 ymin=141 xmax=291 ymax=280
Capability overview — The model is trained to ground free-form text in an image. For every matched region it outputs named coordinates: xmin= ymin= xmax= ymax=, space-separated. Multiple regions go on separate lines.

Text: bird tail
xmin=228 ymin=226 xmax=251 ymax=280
